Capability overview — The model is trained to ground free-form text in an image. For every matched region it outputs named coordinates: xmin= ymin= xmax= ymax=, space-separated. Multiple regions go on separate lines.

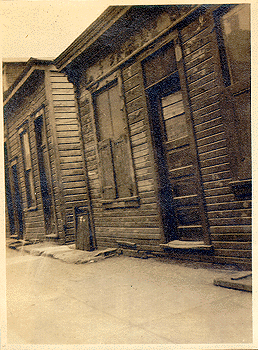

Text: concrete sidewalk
xmin=7 ymin=239 xmax=117 ymax=264
xmin=6 ymin=246 xmax=253 ymax=344
xmin=7 ymin=239 xmax=252 ymax=292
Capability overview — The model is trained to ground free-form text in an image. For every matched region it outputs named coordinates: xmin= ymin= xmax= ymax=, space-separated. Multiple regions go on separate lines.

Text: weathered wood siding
xmin=65 ymin=5 xmax=251 ymax=268
xmin=5 ymin=67 xmax=88 ymax=243
xmin=4 ymin=73 xmax=48 ymax=240
xmin=76 ymin=7 xmax=199 ymax=252
xmin=48 ymin=70 xmax=89 ymax=242
xmin=179 ymin=10 xmax=251 ymax=268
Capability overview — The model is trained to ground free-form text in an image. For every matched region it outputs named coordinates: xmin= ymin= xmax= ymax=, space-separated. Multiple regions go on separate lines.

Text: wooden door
xmin=148 ymin=75 xmax=207 ymax=241
xmin=142 ymin=38 xmax=209 ymax=243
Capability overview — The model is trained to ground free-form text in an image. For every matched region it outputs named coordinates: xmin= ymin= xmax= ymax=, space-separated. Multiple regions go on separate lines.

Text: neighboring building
xmin=2 ymin=59 xmax=28 ymax=93
xmin=4 ymin=58 xmax=93 ymax=246
xmin=55 ymin=4 xmax=251 ymax=269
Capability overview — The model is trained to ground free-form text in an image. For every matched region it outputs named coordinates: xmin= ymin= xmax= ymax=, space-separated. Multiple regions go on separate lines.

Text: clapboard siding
xmin=4 ymin=66 xmax=88 ymax=242
xmin=180 ymin=9 xmax=251 ymax=267
xmin=56 ymin=5 xmax=251 ymax=267
xmin=43 ymin=100 xmax=63 ymax=239
xmin=78 ymin=64 xmax=162 ymax=249
xmin=4 ymin=75 xmax=48 ymax=240
xmin=78 ymin=5 xmax=251 ymax=264
xmin=49 ymin=70 xmax=89 ymax=241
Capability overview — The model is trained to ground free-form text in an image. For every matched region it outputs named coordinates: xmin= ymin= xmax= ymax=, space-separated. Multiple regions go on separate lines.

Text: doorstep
xmin=160 ymin=240 xmax=213 ymax=252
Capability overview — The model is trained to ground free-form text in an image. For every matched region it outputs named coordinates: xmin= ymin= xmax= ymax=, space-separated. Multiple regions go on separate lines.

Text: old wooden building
xmin=54 ymin=4 xmax=251 ymax=269
xmin=4 ymin=58 xmax=92 ymax=244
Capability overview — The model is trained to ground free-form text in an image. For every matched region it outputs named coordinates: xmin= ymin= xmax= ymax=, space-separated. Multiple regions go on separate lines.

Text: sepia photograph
xmin=1 ymin=1 xmax=255 ymax=348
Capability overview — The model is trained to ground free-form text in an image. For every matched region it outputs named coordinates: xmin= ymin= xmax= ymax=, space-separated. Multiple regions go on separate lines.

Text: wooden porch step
xmin=160 ymin=240 xmax=213 ymax=251
xmin=45 ymin=234 xmax=59 ymax=242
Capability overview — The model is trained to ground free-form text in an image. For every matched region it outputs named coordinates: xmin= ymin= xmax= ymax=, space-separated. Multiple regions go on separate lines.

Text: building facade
xmin=4 ymin=59 xmax=92 ymax=245
xmin=5 ymin=5 xmax=251 ymax=269
xmin=55 ymin=5 xmax=251 ymax=269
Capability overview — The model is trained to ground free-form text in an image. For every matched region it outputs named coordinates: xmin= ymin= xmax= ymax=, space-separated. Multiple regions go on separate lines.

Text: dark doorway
xmin=34 ymin=115 xmax=55 ymax=235
xmin=148 ymin=73 xmax=210 ymax=242
xmin=11 ymin=163 xmax=24 ymax=239
xmin=142 ymin=40 xmax=209 ymax=243
xmin=5 ymin=143 xmax=16 ymax=236
xmin=147 ymin=74 xmax=206 ymax=241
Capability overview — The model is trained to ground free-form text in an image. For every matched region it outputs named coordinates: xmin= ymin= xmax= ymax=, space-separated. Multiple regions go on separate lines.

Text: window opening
xmin=20 ymin=127 xmax=36 ymax=208
xmin=94 ymin=81 xmax=135 ymax=201
xmin=215 ymin=4 xmax=250 ymax=86
xmin=34 ymin=114 xmax=53 ymax=231
xmin=161 ymin=90 xmax=187 ymax=141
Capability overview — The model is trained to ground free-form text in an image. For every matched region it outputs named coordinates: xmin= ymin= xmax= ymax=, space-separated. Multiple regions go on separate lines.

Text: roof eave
xmin=3 ymin=58 xmax=54 ymax=105
xmin=54 ymin=5 xmax=131 ymax=71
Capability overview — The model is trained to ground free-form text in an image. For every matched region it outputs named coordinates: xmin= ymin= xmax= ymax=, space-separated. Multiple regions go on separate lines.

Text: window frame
xmin=212 ymin=4 xmax=251 ymax=194
xmin=18 ymin=122 xmax=37 ymax=210
xmin=213 ymin=4 xmax=251 ymax=88
xmin=91 ymin=72 xmax=138 ymax=209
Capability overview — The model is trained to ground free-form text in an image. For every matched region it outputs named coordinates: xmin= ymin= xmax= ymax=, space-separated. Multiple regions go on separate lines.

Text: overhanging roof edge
xmin=4 ymin=58 xmax=54 ymax=105
xmin=54 ymin=6 xmax=131 ymax=71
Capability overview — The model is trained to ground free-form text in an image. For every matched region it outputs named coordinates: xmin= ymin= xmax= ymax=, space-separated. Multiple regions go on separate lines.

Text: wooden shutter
xmin=214 ymin=5 xmax=251 ymax=182
xmin=98 ymin=139 xmax=116 ymax=200
xmin=112 ymin=134 xmax=134 ymax=199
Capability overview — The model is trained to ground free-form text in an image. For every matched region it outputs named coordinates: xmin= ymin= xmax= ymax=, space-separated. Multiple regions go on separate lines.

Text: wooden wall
xmin=4 ymin=67 xmax=89 ymax=243
xmin=76 ymin=7 xmax=197 ymax=253
xmin=179 ymin=9 xmax=251 ymax=268
xmin=75 ymin=6 xmax=251 ymax=268
xmin=47 ymin=69 xmax=89 ymax=242
xmin=4 ymin=73 xmax=48 ymax=240
xmin=78 ymin=82 xmax=162 ymax=251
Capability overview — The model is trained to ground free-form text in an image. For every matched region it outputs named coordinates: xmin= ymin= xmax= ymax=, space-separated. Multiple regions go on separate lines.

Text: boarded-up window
xmin=143 ymin=43 xmax=188 ymax=143
xmin=19 ymin=127 xmax=36 ymax=208
xmin=94 ymin=81 xmax=135 ymax=200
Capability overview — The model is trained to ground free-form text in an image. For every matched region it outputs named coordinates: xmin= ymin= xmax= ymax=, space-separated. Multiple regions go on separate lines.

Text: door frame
xmin=4 ymin=141 xmax=16 ymax=237
xmin=32 ymin=106 xmax=58 ymax=236
xmin=141 ymin=30 xmax=211 ymax=244
xmin=9 ymin=158 xmax=24 ymax=239
xmin=210 ymin=5 xmax=251 ymax=187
